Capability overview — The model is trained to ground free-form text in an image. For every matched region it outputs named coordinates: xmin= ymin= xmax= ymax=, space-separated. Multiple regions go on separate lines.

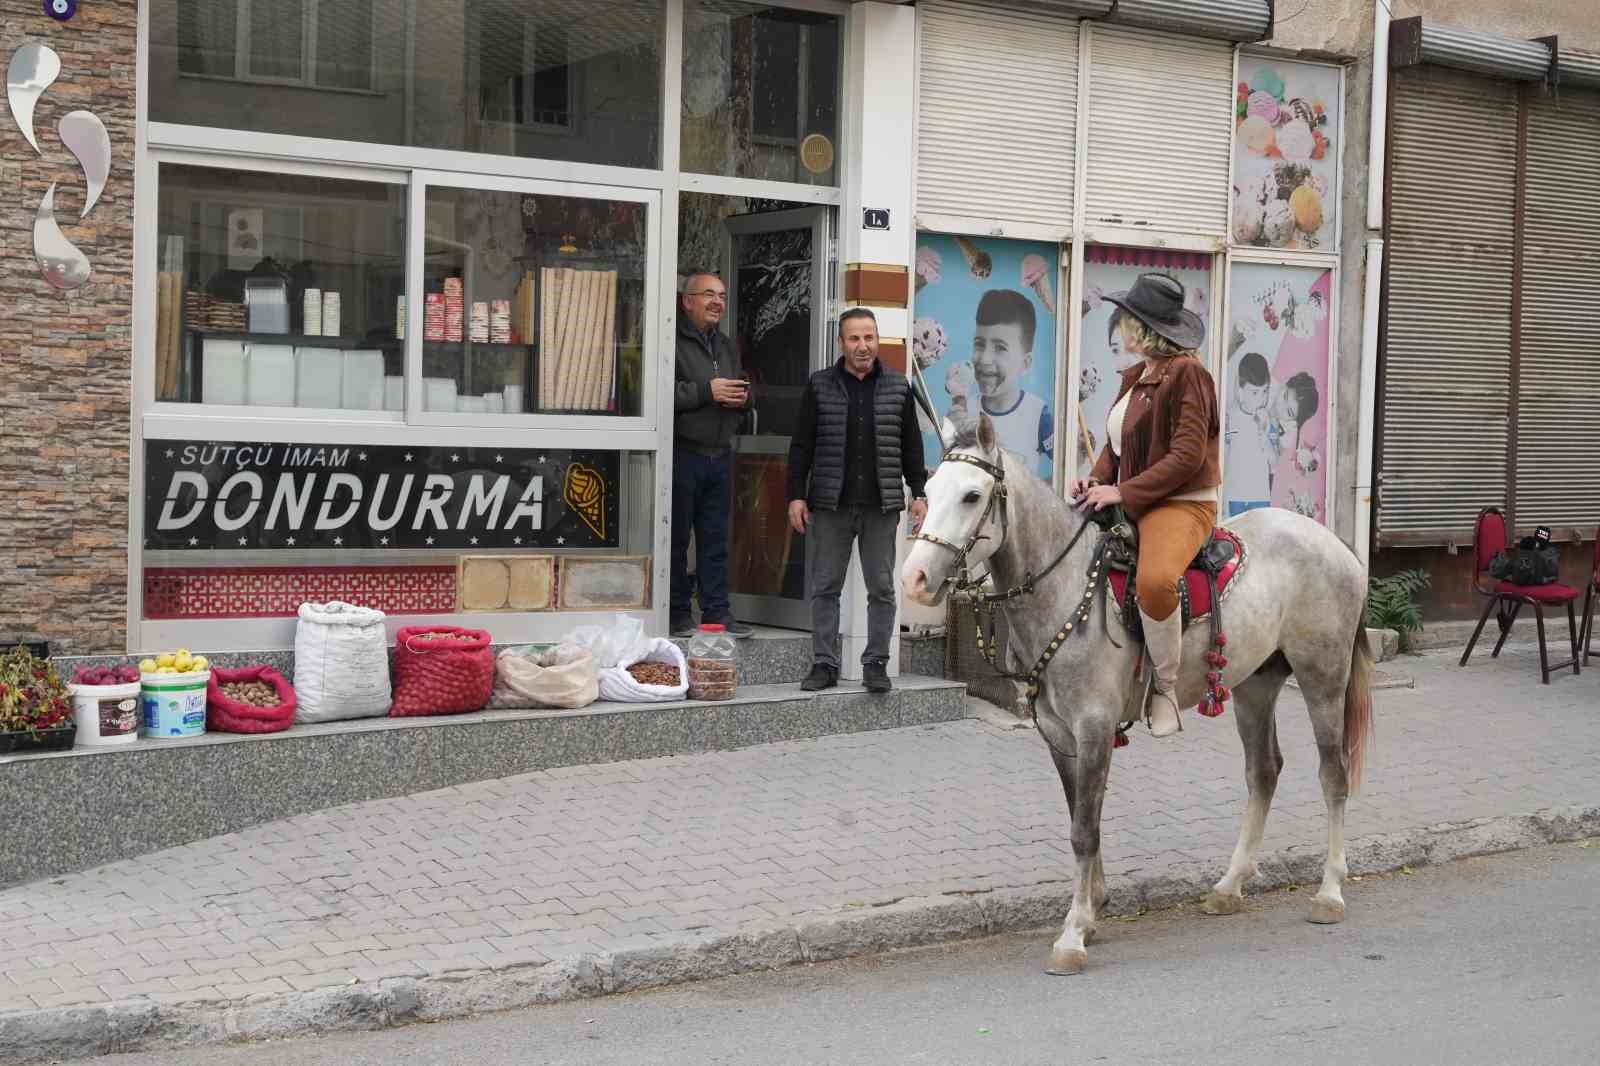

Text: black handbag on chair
xmin=1489 ymin=526 xmax=1560 ymax=586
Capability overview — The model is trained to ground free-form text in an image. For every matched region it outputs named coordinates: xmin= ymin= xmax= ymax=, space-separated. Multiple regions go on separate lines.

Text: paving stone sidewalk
xmin=2 ymin=642 xmax=1597 ymax=1053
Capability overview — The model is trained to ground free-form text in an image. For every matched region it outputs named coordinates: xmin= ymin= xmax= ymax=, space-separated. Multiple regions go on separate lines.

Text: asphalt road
xmin=87 ymin=843 xmax=1600 ymax=1066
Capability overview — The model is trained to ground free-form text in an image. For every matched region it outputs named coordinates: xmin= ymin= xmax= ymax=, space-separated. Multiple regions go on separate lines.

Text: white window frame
xmin=131 ymin=0 xmax=853 ymax=651
xmin=175 ymin=0 xmax=379 ymax=93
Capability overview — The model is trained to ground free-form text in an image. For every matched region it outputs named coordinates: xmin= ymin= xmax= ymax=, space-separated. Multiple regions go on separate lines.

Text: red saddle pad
xmin=1108 ymin=528 xmax=1244 ymax=621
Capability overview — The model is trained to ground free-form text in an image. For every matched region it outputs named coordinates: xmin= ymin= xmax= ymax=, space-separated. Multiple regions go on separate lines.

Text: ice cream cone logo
xmin=563 ymin=463 xmax=607 ymax=540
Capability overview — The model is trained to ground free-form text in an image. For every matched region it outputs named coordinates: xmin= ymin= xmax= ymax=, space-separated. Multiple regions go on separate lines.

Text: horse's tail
xmin=1344 ymin=625 xmax=1376 ymax=792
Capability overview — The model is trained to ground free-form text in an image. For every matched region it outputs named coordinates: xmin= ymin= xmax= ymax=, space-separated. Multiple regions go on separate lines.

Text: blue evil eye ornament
xmin=45 ymin=0 xmax=78 ymax=20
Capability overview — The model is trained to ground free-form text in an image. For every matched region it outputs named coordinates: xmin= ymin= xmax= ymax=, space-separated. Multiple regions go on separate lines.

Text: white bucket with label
xmin=141 ymin=671 xmax=210 ymax=739
xmin=69 ymin=681 xmax=143 ymax=747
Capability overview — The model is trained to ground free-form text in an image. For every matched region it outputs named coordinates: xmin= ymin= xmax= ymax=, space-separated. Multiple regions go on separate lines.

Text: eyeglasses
xmin=685 ymin=289 xmax=727 ymax=300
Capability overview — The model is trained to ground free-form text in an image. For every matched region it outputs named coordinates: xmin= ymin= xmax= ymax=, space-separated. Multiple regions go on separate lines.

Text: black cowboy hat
xmin=1104 ymin=272 xmax=1206 ymax=351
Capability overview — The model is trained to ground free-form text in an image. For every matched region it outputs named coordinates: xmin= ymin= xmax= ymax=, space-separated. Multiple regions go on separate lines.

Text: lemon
xmin=191 ymin=655 xmax=209 ymax=672
xmin=156 ymin=652 xmax=176 ymax=669
xmin=176 ymin=648 xmax=191 ymax=657
xmin=174 ymin=653 xmax=194 ymax=672
xmin=139 ymin=658 xmax=159 ymax=674
xmin=157 ymin=667 xmax=177 ymax=675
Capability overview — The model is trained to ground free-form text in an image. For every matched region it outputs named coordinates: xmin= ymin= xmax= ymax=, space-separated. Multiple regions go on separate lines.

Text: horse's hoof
xmin=1307 ymin=896 xmax=1346 ymax=924
xmin=1201 ymin=891 xmax=1245 ymax=916
xmin=1045 ymin=946 xmax=1088 ymax=975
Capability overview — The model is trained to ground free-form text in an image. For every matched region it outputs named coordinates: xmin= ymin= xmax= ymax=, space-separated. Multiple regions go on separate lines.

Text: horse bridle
xmin=912 ymin=450 xmax=1118 ymax=746
xmin=909 ymin=451 xmax=1009 ymax=595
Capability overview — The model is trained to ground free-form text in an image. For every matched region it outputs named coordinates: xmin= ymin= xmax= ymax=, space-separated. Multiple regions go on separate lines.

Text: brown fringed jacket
xmin=1088 ymin=354 xmax=1222 ymax=521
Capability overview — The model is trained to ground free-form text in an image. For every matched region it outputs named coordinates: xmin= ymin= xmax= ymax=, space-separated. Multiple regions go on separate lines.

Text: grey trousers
xmin=806 ymin=506 xmax=900 ymax=670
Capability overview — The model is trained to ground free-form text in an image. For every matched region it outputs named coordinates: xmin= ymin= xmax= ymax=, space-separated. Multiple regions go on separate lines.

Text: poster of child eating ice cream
xmin=912 ymin=235 xmax=1059 ymax=486
xmin=1223 ymin=263 xmax=1333 ymax=524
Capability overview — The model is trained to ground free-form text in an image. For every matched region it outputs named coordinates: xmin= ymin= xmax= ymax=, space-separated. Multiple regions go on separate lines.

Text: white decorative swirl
xmin=34 ymin=183 xmax=91 ymax=290
xmin=7 ymin=42 xmax=61 ymax=155
xmin=59 ymin=110 xmax=110 ymax=218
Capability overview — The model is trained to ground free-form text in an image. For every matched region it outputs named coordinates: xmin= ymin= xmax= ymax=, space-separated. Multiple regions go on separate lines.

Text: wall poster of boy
xmin=1075 ymin=246 xmax=1213 ymax=476
xmin=911 ymin=234 xmax=1058 ymax=486
xmin=1223 ymin=263 xmax=1333 ymax=523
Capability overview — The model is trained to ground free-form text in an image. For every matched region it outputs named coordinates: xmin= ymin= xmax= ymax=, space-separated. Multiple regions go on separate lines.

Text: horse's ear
xmin=977 ymin=413 xmax=998 ymax=455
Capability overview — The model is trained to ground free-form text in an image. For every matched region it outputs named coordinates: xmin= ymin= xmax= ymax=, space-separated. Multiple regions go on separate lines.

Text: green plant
xmin=1366 ymin=569 xmax=1430 ymax=652
xmin=0 ymin=646 xmax=73 ymax=735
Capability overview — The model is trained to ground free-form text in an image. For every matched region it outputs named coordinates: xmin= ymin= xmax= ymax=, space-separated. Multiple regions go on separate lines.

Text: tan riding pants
xmin=1135 ymin=500 xmax=1218 ymax=621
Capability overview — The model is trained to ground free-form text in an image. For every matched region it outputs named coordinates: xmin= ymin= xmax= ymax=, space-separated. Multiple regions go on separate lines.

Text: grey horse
xmin=902 ymin=415 xmax=1374 ymax=975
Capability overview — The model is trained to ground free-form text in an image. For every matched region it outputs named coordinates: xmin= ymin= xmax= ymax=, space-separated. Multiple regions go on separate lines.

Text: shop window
xmin=420 ymin=188 xmax=649 ymax=419
xmin=681 ymin=2 xmax=840 ymax=185
xmin=155 ymin=164 xmax=407 ymax=412
xmin=177 ymin=0 xmax=375 ymax=92
xmin=152 ymin=0 xmax=663 ymax=170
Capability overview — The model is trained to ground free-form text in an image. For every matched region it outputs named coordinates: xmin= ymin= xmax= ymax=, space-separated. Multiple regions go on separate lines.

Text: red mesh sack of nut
xmin=390 ymin=626 xmax=495 ymax=716
xmin=207 ymin=665 xmax=297 ymax=734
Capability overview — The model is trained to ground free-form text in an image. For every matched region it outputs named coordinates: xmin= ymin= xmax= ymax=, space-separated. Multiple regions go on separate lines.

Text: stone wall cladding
xmin=0 ymin=1 xmax=136 ymax=654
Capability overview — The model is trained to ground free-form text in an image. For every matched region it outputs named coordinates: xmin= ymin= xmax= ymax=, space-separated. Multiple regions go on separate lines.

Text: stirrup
xmin=1140 ymin=669 xmax=1183 ymax=736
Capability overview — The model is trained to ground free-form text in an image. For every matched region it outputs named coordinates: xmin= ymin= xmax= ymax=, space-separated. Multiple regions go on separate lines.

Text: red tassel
xmin=1215 ymin=633 xmax=1228 ymax=648
xmin=1218 ymin=685 xmax=1231 ymax=702
xmin=1114 ymin=732 xmax=1130 ymax=748
xmin=1205 ymin=671 xmax=1220 ymax=685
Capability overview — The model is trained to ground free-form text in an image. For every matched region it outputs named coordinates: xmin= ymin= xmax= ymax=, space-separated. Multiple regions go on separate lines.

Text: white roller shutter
xmin=1082 ymin=23 xmax=1232 ymax=236
xmin=1516 ymin=85 xmax=1600 ymax=532
xmin=1378 ymin=67 xmax=1518 ymax=543
xmin=915 ymin=1 xmax=1079 ymax=237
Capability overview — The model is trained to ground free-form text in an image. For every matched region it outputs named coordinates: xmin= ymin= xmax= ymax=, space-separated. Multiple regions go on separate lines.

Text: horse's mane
xmin=946 ymin=421 xmax=981 ymax=452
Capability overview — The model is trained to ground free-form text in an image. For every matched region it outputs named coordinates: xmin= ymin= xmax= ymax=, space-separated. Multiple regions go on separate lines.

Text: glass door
xmin=723 ymin=206 xmax=830 ymax=630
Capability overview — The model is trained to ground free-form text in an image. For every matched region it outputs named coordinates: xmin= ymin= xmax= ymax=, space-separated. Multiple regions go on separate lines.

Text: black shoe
xmin=670 ymin=615 xmax=696 ymax=639
xmin=863 ymin=662 xmax=893 ymax=693
xmin=705 ymin=617 xmax=755 ymax=639
xmin=800 ymin=664 xmax=838 ymax=691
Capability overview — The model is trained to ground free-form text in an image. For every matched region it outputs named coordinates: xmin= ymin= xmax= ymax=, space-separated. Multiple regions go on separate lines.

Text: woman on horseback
xmin=1069 ymin=272 xmax=1221 ymax=737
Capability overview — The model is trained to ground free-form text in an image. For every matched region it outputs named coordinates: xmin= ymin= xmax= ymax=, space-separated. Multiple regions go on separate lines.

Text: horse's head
xmin=902 ymin=414 xmax=1008 ymax=605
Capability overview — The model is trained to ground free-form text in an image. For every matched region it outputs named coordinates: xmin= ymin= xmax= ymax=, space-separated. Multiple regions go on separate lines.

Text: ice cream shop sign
xmin=143 ymin=441 xmax=620 ymax=551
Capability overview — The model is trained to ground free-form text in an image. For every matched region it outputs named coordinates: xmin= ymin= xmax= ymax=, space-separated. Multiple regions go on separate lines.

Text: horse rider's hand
xmin=1067 ymin=476 xmax=1096 ymax=502
xmin=1079 ymin=483 xmax=1123 ymax=513
xmin=788 ymin=499 xmax=811 ymax=534
xmin=908 ymin=498 xmax=928 ymax=534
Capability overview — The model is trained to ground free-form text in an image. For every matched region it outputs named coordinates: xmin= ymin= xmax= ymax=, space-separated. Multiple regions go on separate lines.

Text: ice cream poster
xmin=1223 ymin=263 xmax=1332 ymax=524
xmin=1232 ymin=58 xmax=1341 ymax=252
xmin=1076 ymin=246 xmax=1213 ymax=476
xmin=911 ymin=235 xmax=1059 ymax=485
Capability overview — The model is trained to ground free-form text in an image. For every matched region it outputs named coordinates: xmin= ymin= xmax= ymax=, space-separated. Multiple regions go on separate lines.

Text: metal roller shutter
xmin=1515 ymin=85 xmax=1600 ymax=532
xmin=1379 ymin=67 xmax=1519 ymax=543
xmin=1082 ymin=24 xmax=1232 ymax=236
xmin=914 ymin=1 xmax=1079 ymax=237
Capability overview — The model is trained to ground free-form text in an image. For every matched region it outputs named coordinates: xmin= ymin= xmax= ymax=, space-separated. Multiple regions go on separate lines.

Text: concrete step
xmin=0 ymin=674 xmax=966 ymax=889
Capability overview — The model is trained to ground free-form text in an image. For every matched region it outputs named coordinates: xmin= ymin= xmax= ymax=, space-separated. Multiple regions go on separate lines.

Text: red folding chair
xmin=1580 ymin=528 xmax=1600 ymax=666
xmin=1459 ymin=507 xmax=1581 ymax=684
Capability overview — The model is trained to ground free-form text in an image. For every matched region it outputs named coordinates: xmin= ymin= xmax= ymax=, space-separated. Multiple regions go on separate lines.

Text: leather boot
xmin=1138 ymin=607 xmax=1184 ymax=738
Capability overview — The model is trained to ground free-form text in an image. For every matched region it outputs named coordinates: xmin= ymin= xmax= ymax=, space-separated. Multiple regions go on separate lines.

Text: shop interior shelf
xmin=190 ymin=329 xmax=403 ymax=350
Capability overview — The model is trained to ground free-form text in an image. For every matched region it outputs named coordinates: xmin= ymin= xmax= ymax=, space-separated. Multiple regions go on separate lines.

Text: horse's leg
xmin=1050 ymin=749 xmax=1108 ymax=917
xmin=1294 ymin=667 xmax=1354 ymax=925
xmin=1048 ymin=721 xmax=1115 ymax=975
xmin=1203 ymin=658 xmax=1290 ymax=915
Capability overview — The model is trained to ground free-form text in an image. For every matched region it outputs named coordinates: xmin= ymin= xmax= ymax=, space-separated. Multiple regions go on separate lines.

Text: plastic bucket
xmin=69 ymin=681 xmax=142 ymax=747
xmin=141 ymin=671 xmax=210 ymax=739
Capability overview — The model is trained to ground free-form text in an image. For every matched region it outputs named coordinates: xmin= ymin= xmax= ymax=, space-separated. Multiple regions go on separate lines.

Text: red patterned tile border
xmin=143 ymin=566 xmax=458 ymax=620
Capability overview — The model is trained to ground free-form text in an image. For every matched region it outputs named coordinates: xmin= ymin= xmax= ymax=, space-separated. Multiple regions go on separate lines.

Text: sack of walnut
xmin=391 ymin=626 xmax=495 ymax=716
xmin=207 ymin=665 xmax=296 ymax=733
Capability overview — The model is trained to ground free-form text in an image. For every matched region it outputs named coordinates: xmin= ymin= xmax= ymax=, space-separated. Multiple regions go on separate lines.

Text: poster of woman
xmin=1075 ymin=246 xmax=1213 ymax=476
xmin=1223 ymin=263 xmax=1333 ymax=523
xmin=911 ymin=235 xmax=1059 ymax=485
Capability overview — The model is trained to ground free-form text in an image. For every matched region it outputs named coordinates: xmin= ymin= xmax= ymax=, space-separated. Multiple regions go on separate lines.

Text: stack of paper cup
xmin=395 ymin=295 xmax=406 ymax=340
xmin=490 ymin=300 xmax=512 ymax=343
xmin=503 ymin=384 xmax=524 ymax=413
xmin=444 ymin=278 xmax=464 ymax=342
xmin=424 ymin=294 xmax=445 ymax=341
xmin=303 ymin=288 xmax=323 ymax=336
xmin=469 ymin=301 xmax=490 ymax=343
xmin=321 ymin=291 xmax=341 ymax=338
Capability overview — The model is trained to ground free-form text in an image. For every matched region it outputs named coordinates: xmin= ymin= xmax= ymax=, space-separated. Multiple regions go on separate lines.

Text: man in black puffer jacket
xmin=787 ymin=309 xmax=928 ymax=693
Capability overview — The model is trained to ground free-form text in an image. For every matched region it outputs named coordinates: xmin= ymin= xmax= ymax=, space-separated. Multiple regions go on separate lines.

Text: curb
xmin=4 ymin=804 xmax=1598 ymax=1064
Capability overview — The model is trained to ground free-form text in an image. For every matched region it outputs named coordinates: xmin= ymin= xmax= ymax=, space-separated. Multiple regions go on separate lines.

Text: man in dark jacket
xmin=673 ymin=271 xmax=753 ymax=638
xmin=787 ymin=309 xmax=928 ymax=692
